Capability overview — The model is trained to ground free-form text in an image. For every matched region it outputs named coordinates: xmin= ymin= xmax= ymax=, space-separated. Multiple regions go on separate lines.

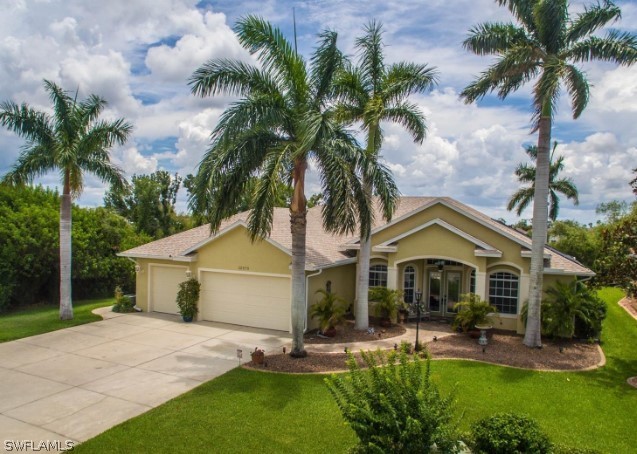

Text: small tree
xmin=368 ymin=287 xmax=405 ymax=324
xmin=325 ymin=350 xmax=460 ymax=453
xmin=542 ymin=280 xmax=605 ymax=339
xmin=176 ymin=277 xmax=200 ymax=321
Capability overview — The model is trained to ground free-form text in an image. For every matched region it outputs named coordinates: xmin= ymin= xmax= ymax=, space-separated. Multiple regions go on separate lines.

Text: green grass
xmin=75 ymin=289 xmax=636 ymax=453
xmin=0 ymin=298 xmax=114 ymax=342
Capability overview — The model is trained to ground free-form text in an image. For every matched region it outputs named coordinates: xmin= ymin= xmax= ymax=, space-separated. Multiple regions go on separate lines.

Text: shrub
xmin=310 ymin=289 xmax=348 ymax=333
xmin=112 ymin=286 xmax=135 ymax=313
xmin=368 ymin=287 xmax=405 ymax=323
xmin=176 ymin=277 xmax=200 ymax=319
xmin=543 ymin=281 xmax=606 ymax=339
xmin=451 ymin=293 xmax=498 ymax=332
xmin=471 ymin=413 xmax=552 ymax=454
xmin=325 ymin=350 xmax=460 ymax=453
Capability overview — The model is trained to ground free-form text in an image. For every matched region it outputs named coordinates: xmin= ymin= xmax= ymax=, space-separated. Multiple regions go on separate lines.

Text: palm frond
xmin=189 ymin=58 xmax=279 ymax=98
xmin=507 ymin=187 xmax=534 ymax=216
xmin=514 ymin=162 xmax=536 ymax=182
xmin=531 ymin=60 xmax=561 ymax=130
xmin=234 ymin=15 xmax=307 ymax=103
xmin=310 ymin=29 xmax=345 ymax=105
xmin=356 ymin=20 xmax=385 ymax=94
xmin=463 ymin=22 xmax=531 ymax=55
xmin=533 ymin=0 xmax=568 ymax=54
xmin=2 ymin=143 xmax=55 ymax=185
xmin=495 ymin=0 xmax=537 ymax=33
xmin=382 ymin=62 xmax=438 ymax=104
xmin=0 ymin=101 xmax=54 ymax=146
xmin=563 ymin=64 xmax=590 ymax=119
xmin=567 ymin=30 xmax=637 ymax=65
xmin=381 ymin=102 xmax=427 ymax=144
xmin=566 ymin=0 xmax=622 ymax=44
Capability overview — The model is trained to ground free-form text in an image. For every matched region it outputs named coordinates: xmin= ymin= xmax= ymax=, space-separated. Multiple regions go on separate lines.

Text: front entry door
xmin=444 ymin=271 xmax=461 ymax=316
xmin=427 ymin=270 xmax=462 ymax=316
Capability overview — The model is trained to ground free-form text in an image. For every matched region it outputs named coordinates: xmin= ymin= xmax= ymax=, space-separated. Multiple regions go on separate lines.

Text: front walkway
xmin=0 ymin=308 xmax=290 ymax=450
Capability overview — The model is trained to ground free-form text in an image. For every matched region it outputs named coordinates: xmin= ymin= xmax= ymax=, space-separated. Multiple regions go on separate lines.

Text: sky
xmin=1 ymin=0 xmax=636 ymax=224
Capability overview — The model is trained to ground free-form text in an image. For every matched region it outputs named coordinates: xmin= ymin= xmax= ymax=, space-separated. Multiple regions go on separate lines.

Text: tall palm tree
xmin=508 ymin=141 xmax=579 ymax=220
xmin=1 ymin=80 xmax=131 ymax=320
xmin=461 ymin=0 xmax=637 ymax=347
xmin=189 ymin=17 xmax=390 ymax=357
xmin=335 ymin=21 xmax=438 ymax=330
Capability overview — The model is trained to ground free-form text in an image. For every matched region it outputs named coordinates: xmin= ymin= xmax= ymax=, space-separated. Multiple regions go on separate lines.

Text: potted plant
xmin=369 ymin=288 xmax=406 ymax=327
xmin=176 ymin=277 xmax=200 ymax=322
xmin=310 ymin=289 xmax=348 ymax=337
xmin=451 ymin=293 xmax=498 ymax=335
xmin=251 ymin=347 xmax=265 ymax=365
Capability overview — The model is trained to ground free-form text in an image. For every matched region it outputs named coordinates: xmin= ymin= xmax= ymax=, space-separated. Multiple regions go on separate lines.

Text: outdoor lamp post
xmin=415 ymin=289 xmax=423 ymax=351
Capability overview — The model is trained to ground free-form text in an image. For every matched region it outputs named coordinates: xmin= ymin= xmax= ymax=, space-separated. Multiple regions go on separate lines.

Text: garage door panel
xmin=200 ymin=272 xmax=290 ymax=331
xmin=151 ymin=266 xmax=184 ymax=315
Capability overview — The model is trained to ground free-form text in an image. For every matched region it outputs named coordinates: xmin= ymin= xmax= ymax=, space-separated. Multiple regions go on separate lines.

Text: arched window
xmin=369 ymin=264 xmax=388 ymax=288
xmin=488 ymin=272 xmax=519 ymax=314
xmin=403 ymin=265 xmax=416 ymax=303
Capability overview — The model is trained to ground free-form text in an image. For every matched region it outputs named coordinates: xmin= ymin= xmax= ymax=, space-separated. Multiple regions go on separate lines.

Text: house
xmin=119 ymin=197 xmax=593 ymax=334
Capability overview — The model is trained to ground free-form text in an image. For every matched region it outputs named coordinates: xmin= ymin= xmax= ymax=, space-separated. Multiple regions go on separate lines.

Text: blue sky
xmin=1 ymin=0 xmax=636 ymax=224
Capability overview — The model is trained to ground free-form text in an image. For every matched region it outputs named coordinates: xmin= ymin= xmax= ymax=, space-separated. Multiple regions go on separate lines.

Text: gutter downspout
xmin=305 ymin=269 xmax=323 ymax=332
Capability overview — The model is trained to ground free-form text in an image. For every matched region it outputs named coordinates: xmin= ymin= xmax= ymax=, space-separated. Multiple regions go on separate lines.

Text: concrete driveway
xmin=0 ymin=307 xmax=291 ymax=449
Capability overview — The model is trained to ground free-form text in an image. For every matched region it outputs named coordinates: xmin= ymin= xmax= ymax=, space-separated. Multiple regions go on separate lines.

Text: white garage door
xmin=200 ymin=271 xmax=291 ymax=331
xmin=150 ymin=265 xmax=186 ymax=315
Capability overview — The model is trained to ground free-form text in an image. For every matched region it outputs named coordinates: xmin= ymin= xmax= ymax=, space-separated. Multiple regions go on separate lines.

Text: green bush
xmin=310 ymin=289 xmax=348 ymax=333
xmin=325 ymin=350 xmax=459 ymax=453
xmin=112 ymin=286 xmax=135 ymax=313
xmin=451 ymin=293 xmax=498 ymax=332
xmin=176 ymin=277 xmax=200 ymax=319
xmin=471 ymin=413 xmax=552 ymax=454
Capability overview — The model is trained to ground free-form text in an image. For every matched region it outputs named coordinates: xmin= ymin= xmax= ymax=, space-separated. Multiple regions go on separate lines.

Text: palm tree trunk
xmin=59 ymin=171 xmax=73 ymax=320
xmin=523 ymin=114 xmax=551 ymax=347
xmin=290 ymin=158 xmax=308 ymax=358
xmin=354 ymin=126 xmax=378 ymax=330
xmin=354 ymin=179 xmax=373 ymax=330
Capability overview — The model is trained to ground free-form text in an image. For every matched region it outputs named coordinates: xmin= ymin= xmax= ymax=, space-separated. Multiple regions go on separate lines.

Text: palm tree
xmin=335 ymin=21 xmax=438 ymax=330
xmin=461 ymin=0 xmax=637 ymax=347
xmin=1 ymin=80 xmax=131 ymax=320
xmin=188 ymin=17 xmax=389 ymax=357
xmin=508 ymin=141 xmax=579 ymax=221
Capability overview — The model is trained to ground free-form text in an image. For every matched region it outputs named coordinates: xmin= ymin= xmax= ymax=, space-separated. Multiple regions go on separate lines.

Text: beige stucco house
xmin=119 ymin=197 xmax=593 ymax=334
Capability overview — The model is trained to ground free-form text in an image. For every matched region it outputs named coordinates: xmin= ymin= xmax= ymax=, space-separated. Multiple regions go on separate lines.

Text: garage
xmin=150 ymin=265 xmax=187 ymax=315
xmin=200 ymin=271 xmax=291 ymax=331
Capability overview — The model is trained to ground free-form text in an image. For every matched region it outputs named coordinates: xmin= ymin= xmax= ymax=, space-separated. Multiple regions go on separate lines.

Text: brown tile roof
xmin=119 ymin=196 xmax=593 ymax=275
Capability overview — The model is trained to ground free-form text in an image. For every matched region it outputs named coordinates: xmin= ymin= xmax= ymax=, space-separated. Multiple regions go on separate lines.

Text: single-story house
xmin=119 ymin=196 xmax=593 ymax=334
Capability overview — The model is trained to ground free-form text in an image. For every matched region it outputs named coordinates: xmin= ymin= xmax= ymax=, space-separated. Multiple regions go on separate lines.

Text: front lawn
xmin=75 ymin=288 xmax=636 ymax=453
xmin=0 ymin=298 xmax=114 ymax=343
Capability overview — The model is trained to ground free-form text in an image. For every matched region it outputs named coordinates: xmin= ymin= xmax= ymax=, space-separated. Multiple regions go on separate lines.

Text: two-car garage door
xmin=149 ymin=266 xmax=291 ymax=332
xmin=200 ymin=271 xmax=291 ymax=332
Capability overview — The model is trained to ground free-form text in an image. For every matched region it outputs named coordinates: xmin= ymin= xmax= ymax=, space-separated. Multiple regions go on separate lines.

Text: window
xmin=488 ymin=272 xmax=519 ymax=314
xmin=470 ymin=269 xmax=476 ymax=294
xmin=403 ymin=265 xmax=416 ymax=303
xmin=369 ymin=264 xmax=388 ymax=288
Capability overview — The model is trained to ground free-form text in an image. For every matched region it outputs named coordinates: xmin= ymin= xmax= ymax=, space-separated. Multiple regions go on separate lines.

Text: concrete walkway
xmin=0 ymin=309 xmax=454 ymax=451
xmin=0 ymin=308 xmax=291 ymax=450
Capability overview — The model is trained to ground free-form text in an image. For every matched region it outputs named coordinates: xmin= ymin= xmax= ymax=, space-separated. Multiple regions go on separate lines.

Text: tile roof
xmin=119 ymin=196 xmax=593 ymax=275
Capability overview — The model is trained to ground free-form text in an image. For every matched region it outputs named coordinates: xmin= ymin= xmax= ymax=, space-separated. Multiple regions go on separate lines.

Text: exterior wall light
xmin=186 ymin=270 xmax=192 ymax=278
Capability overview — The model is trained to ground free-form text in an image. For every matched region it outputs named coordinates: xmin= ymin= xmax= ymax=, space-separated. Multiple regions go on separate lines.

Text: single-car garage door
xmin=200 ymin=271 xmax=291 ymax=331
xmin=150 ymin=265 xmax=186 ymax=315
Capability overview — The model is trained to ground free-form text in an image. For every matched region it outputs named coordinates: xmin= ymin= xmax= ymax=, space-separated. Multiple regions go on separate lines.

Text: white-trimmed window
xmin=403 ymin=265 xmax=416 ymax=303
xmin=369 ymin=264 xmax=388 ymax=288
xmin=488 ymin=272 xmax=519 ymax=314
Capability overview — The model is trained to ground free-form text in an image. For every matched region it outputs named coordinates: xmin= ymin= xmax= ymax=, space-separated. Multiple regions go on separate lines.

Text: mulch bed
xmin=304 ymin=319 xmax=406 ymax=344
xmin=619 ymin=297 xmax=637 ymax=320
xmin=244 ymin=331 xmax=602 ymax=374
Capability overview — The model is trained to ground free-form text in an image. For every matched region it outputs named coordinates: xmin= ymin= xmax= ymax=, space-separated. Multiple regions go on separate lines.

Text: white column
xmin=387 ymin=266 xmax=398 ymax=290
xmin=475 ymin=272 xmax=487 ymax=300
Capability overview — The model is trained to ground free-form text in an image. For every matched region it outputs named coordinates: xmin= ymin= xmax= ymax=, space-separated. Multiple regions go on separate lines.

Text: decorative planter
xmin=323 ymin=327 xmax=337 ymax=337
xmin=251 ymin=348 xmax=265 ymax=365
xmin=182 ymin=315 xmax=194 ymax=323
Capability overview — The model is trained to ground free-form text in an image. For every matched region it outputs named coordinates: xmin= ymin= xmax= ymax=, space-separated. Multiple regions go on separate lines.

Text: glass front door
xmin=427 ymin=270 xmax=463 ymax=316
